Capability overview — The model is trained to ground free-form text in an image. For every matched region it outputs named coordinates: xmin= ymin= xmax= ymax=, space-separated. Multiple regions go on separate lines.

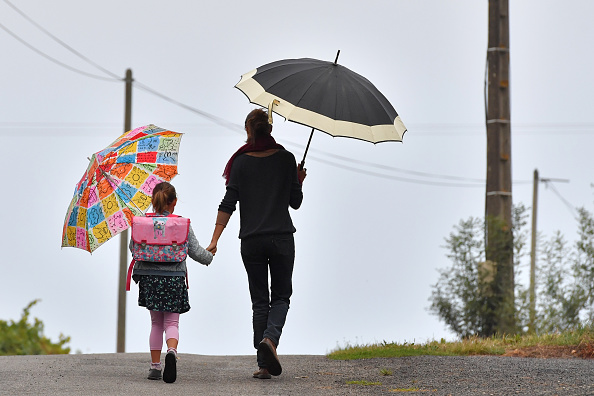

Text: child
xmin=129 ymin=181 xmax=213 ymax=383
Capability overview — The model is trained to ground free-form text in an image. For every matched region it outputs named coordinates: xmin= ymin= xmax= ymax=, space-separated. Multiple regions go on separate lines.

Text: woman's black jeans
xmin=241 ymin=233 xmax=294 ymax=363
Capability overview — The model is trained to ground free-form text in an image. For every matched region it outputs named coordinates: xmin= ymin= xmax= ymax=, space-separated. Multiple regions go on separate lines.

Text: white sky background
xmin=1 ymin=0 xmax=593 ymax=355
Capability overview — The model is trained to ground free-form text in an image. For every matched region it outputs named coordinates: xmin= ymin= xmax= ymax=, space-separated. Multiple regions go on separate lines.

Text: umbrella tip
xmin=334 ymin=50 xmax=340 ymax=64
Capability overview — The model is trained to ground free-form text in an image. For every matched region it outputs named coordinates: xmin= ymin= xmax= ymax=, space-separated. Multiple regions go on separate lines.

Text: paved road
xmin=1 ymin=353 xmax=593 ymax=395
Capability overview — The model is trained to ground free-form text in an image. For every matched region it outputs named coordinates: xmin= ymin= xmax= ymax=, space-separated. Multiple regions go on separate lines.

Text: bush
xmin=430 ymin=204 xmax=594 ymax=338
xmin=0 ymin=300 xmax=70 ymax=355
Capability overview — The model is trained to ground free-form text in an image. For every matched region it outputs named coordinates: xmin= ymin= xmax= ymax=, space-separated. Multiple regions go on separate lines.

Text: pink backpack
xmin=126 ymin=213 xmax=190 ymax=291
xmin=131 ymin=213 xmax=190 ymax=262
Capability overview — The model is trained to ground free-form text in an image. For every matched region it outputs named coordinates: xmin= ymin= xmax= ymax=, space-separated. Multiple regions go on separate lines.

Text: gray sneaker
xmin=148 ymin=368 xmax=162 ymax=380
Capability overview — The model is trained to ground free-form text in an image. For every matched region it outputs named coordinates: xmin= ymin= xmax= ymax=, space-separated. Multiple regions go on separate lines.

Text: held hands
xmin=208 ymin=212 xmax=230 ymax=256
xmin=206 ymin=242 xmax=217 ymax=255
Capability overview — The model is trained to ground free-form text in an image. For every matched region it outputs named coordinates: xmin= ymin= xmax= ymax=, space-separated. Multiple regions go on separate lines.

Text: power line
xmin=134 ymin=82 xmax=243 ymax=132
xmin=0 ymin=20 xmax=120 ymax=82
xmin=543 ymin=181 xmax=577 ymax=217
xmin=304 ymin=146 xmax=487 ymax=183
xmin=0 ymin=4 xmax=567 ymax=188
xmin=305 ymin=154 xmax=486 ymax=187
xmin=7 ymin=0 xmax=594 ymax=141
xmin=2 ymin=0 xmax=122 ymax=81
xmin=3 ymin=120 xmax=593 ymax=135
xmin=0 ymin=19 xmax=550 ymax=188
xmin=413 ymin=123 xmax=594 ymax=136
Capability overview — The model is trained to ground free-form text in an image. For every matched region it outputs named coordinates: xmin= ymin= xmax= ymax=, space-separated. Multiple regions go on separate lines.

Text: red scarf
xmin=223 ymin=135 xmax=284 ymax=185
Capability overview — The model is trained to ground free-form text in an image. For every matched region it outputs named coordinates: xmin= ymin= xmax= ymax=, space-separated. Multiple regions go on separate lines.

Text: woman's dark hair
xmin=151 ymin=182 xmax=176 ymax=213
xmin=245 ymin=108 xmax=271 ymax=144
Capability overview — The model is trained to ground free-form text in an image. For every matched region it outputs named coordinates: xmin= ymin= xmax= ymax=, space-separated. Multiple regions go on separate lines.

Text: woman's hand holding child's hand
xmin=206 ymin=242 xmax=217 ymax=255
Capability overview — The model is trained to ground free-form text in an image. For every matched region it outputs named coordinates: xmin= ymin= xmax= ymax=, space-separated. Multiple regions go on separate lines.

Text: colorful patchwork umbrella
xmin=61 ymin=124 xmax=183 ymax=253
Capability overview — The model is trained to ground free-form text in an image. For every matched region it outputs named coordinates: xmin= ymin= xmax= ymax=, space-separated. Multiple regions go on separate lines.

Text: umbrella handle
xmin=299 ymin=128 xmax=314 ymax=170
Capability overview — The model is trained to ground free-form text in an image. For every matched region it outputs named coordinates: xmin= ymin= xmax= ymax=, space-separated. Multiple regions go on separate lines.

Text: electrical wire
xmin=1 ymin=0 xmax=122 ymax=81
xmin=6 ymin=0 xmax=594 ymax=138
xmin=0 ymin=3 xmax=573 ymax=188
xmin=0 ymin=21 xmax=120 ymax=82
xmin=3 ymin=120 xmax=593 ymax=135
xmin=305 ymin=154 xmax=486 ymax=187
xmin=412 ymin=123 xmax=594 ymax=136
xmin=134 ymin=81 xmax=243 ymax=132
xmin=303 ymin=145 xmax=487 ymax=183
xmin=543 ymin=181 xmax=577 ymax=217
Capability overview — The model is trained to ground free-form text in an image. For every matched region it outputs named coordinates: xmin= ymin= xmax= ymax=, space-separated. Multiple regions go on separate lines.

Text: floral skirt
xmin=137 ymin=275 xmax=190 ymax=313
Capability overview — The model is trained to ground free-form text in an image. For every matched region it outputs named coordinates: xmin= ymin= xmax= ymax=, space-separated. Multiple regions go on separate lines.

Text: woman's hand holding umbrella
xmin=297 ymin=166 xmax=306 ymax=184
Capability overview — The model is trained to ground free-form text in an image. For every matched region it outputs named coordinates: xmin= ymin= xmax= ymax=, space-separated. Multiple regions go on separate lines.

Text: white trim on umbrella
xmin=236 ymin=70 xmax=407 ymax=144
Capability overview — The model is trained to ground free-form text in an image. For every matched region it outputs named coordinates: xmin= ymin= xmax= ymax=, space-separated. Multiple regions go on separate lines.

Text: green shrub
xmin=0 ymin=300 xmax=70 ymax=355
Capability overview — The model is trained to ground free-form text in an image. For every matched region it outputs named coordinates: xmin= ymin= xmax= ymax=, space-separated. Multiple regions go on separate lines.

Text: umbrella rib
xmin=292 ymin=67 xmax=333 ymax=115
xmin=96 ymin=165 xmax=144 ymax=213
xmin=264 ymin=65 xmax=330 ymax=124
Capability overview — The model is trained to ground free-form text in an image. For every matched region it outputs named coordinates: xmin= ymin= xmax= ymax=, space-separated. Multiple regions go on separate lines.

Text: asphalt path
xmin=1 ymin=353 xmax=593 ymax=395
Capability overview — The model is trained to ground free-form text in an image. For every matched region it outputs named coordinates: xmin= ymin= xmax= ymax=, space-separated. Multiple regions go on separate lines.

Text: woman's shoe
xmin=258 ymin=338 xmax=282 ymax=376
xmin=253 ymin=368 xmax=272 ymax=379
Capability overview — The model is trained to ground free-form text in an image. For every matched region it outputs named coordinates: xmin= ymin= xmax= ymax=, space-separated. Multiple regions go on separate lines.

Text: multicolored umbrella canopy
xmin=62 ymin=124 xmax=183 ymax=253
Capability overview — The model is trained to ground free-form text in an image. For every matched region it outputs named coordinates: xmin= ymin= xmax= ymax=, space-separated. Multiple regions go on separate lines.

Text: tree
xmin=431 ymin=204 xmax=594 ymax=338
xmin=535 ymin=232 xmax=583 ymax=332
xmin=0 ymin=300 xmax=70 ymax=355
xmin=429 ymin=204 xmax=530 ymax=337
xmin=574 ymin=207 xmax=594 ymax=322
xmin=429 ymin=216 xmax=489 ymax=337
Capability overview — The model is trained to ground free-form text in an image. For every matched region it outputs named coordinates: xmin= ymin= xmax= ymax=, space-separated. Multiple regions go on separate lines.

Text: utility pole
xmin=529 ymin=169 xmax=538 ymax=333
xmin=485 ymin=0 xmax=514 ymax=335
xmin=117 ymin=68 xmax=133 ymax=353
xmin=528 ymin=170 xmax=569 ymax=333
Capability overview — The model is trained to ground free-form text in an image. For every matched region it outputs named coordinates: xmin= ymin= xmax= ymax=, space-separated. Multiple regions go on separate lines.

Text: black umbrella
xmin=235 ymin=51 xmax=407 ymax=168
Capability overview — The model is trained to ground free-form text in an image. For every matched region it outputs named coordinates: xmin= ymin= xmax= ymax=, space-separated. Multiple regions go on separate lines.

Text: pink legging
xmin=149 ymin=311 xmax=180 ymax=351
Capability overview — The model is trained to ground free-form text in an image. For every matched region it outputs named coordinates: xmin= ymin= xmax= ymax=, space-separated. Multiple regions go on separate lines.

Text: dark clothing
xmin=218 ymin=150 xmax=303 ymax=240
xmin=241 ymin=234 xmax=295 ymax=360
xmin=218 ymin=148 xmax=303 ymax=358
xmin=137 ymin=275 xmax=190 ymax=313
xmin=222 ymin=135 xmax=285 ymax=184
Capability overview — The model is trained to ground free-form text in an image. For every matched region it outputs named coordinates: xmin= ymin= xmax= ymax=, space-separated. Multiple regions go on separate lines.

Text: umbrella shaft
xmin=300 ymin=129 xmax=314 ymax=170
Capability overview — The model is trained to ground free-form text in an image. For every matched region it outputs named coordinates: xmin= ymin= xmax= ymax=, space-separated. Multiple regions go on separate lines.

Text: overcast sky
xmin=1 ymin=0 xmax=593 ymax=356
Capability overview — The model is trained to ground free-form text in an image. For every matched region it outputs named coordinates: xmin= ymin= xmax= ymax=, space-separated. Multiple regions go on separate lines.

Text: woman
xmin=207 ymin=108 xmax=306 ymax=379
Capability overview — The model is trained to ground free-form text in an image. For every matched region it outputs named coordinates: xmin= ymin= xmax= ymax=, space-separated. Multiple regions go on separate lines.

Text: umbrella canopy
xmin=235 ymin=55 xmax=407 ymax=145
xmin=61 ymin=124 xmax=183 ymax=253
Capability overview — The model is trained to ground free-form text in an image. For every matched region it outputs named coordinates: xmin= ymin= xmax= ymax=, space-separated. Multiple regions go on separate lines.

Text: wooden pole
xmin=529 ymin=169 xmax=538 ymax=333
xmin=485 ymin=0 xmax=514 ymax=335
xmin=117 ymin=68 xmax=133 ymax=353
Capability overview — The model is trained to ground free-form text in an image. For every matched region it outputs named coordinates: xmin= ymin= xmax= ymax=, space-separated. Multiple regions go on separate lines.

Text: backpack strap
xmin=126 ymin=259 xmax=136 ymax=291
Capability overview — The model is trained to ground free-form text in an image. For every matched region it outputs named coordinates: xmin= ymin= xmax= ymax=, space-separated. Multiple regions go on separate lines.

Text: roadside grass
xmin=328 ymin=325 xmax=594 ymax=360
